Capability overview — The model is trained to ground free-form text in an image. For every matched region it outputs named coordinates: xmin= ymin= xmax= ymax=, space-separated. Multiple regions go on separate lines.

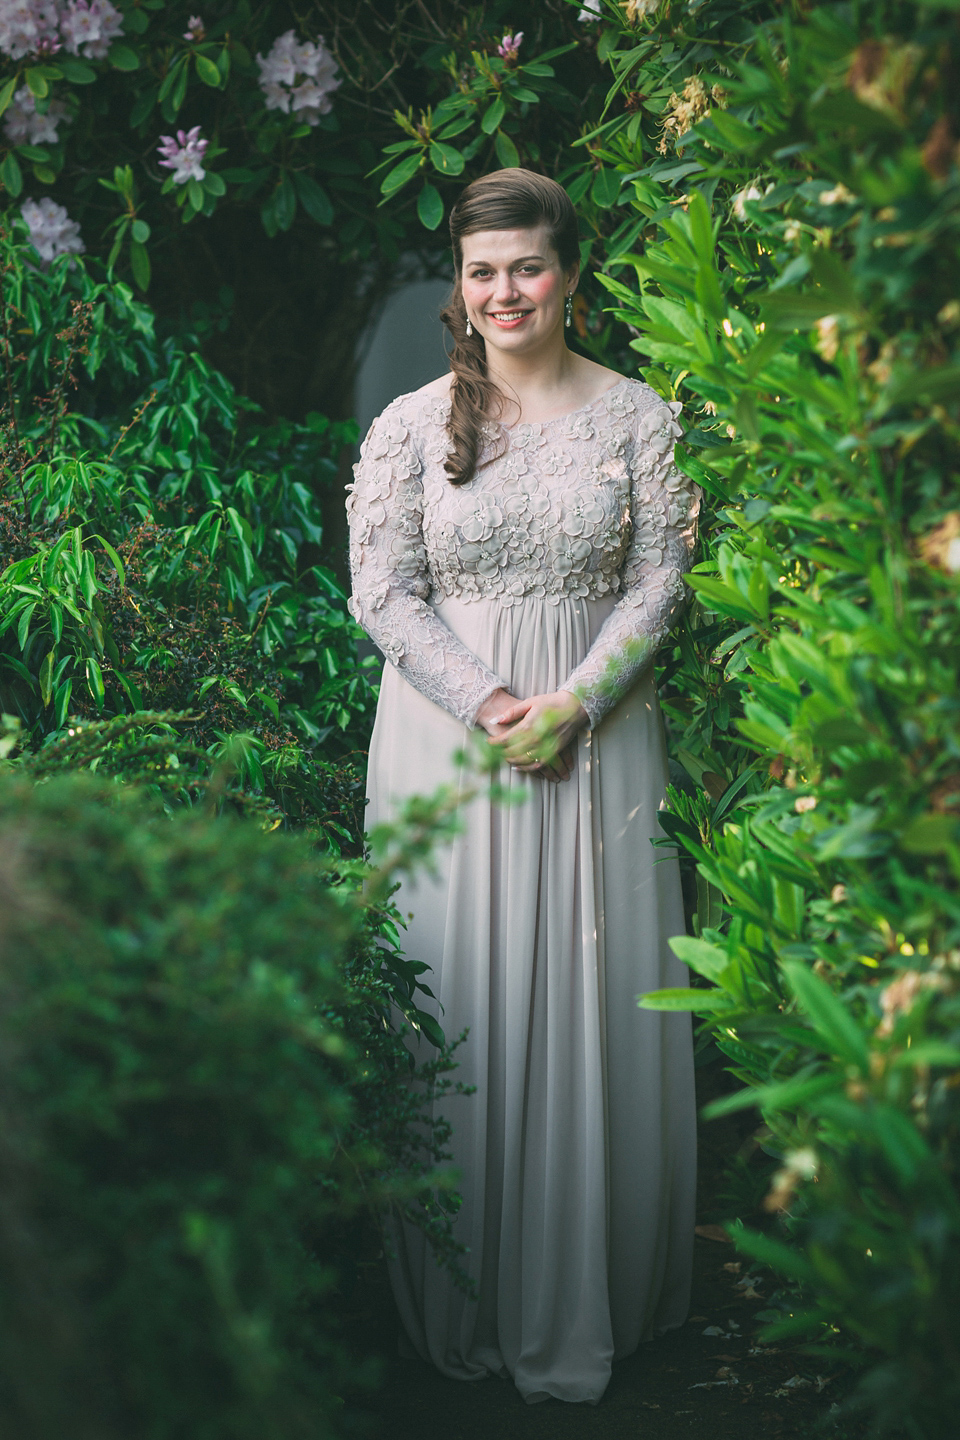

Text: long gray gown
xmin=347 ymin=375 xmax=699 ymax=1405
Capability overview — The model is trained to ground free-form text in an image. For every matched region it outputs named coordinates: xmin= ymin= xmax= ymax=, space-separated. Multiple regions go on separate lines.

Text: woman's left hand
xmin=487 ymin=690 xmax=589 ymax=779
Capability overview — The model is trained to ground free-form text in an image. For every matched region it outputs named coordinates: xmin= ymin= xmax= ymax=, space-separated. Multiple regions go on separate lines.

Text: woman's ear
xmin=566 ymin=264 xmax=581 ymax=295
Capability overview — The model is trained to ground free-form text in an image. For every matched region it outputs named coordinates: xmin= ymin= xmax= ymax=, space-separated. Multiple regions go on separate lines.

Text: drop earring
xmin=565 ymin=294 xmax=573 ymax=329
xmin=466 ymin=319 xmax=473 ymax=337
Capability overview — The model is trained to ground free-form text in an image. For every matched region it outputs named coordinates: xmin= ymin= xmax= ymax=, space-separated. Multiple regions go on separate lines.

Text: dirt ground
xmin=355 ymin=1059 xmax=863 ymax=1440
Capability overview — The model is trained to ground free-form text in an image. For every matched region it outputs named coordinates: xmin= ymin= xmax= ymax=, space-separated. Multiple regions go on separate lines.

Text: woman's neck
xmin=485 ymin=339 xmax=578 ymax=424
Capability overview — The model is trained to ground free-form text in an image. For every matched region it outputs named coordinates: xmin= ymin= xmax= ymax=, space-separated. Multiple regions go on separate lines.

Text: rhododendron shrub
xmin=0 ymin=4 xmax=603 ymax=418
xmin=0 ymin=223 xmax=378 ymax=840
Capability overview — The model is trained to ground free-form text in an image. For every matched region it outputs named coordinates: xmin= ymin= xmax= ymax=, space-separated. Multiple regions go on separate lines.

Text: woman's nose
xmin=492 ymin=272 xmax=520 ymax=302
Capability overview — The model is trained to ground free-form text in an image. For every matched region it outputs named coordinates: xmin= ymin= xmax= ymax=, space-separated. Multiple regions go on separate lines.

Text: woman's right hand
xmin=474 ymin=689 xmax=574 ymax=783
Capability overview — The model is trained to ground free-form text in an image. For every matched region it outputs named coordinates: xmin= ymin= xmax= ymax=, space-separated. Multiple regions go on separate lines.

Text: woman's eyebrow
xmin=465 ymin=254 xmax=548 ymax=268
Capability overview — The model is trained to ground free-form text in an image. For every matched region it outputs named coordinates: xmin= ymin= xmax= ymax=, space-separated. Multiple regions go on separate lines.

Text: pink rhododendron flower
xmin=183 ymin=14 xmax=205 ymax=42
xmin=59 ymin=0 xmax=123 ymax=60
xmin=3 ymin=84 xmax=70 ymax=145
xmin=20 ymin=196 xmax=85 ymax=263
xmin=497 ymin=31 xmax=523 ymax=60
xmin=255 ymin=29 xmax=340 ymax=125
xmin=0 ymin=0 xmax=61 ymax=60
xmin=157 ymin=125 xmax=209 ymax=185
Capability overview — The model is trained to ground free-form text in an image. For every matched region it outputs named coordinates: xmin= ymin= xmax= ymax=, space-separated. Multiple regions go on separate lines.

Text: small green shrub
xmin=0 ymin=227 xmax=378 ymax=840
xmin=0 ymin=771 xmax=463 ymax=1440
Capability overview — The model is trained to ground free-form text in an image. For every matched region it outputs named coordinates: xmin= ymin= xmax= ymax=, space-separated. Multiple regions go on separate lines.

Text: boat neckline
xmin=498 ymin=374 xmax=633 ymax=431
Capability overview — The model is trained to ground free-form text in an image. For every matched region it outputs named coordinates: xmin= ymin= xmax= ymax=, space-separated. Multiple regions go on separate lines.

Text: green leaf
xmin=131 ymin=218 xmax=151 ymax=244
xmin=53 ymin=678 xmax=72 ymax=730
xmin=637 ymin=987 xmax=731 ymax=1012
xmin=481 ymin=97 xmax=506 ymax=135
xmin=435 ymin=113 xmax=475 ymax=140
xmin=782 ymin=961 xmax=869 ymax=1072
xmin=494 ymin=130 xmax=519 ymax=168
xmin=591 ymin=167 xmax=622 ymax=209
xmin=158 ymin=55 xmax=186 ymax=102
xmin=16 ymin=603 xmax=35 ymax=650
xmin=0 ymin=76 xmax=16 ymax=118
xmin=24 ymin=67 xmax=49 ymax=99
xmin=416 ymin=182 xmax=444 ymax=231
xmin=725 ymin=1223 xmax=815 ymax=1282
xmin=38 ymin=650 xmax=55 ymax=707
xmin=380 ymin=151 xmax=422 ymax=196
xmin=1 ymin=151 xmax=23 ymax=198
xmin=668 ymin=936 xmax=729 ymax=982
xmin=172 ymin=58 xmax=189 ymax=112
xmin=57 ymin=57 xmax=97 ymax=84
xmin=274 ymin=172 xmax=296 ymax=231
xmin=109 ymin=44 xmax=141 ymax=71
xmin=129 ymin=239 xmax=151 ymax=291
xmin=413 ymin=1009 xmax=446 ymax=1049
xmin=187 ymin=176 xmax=204 ymax=211
xmin=292 ymin=171 xmax=334 ymax=225
xmin=195 ymin=53 xmax=221 ymax=87
xmin=565 ymin=168 xmax=593 ymax=205
xmin=85 ymin=655 xmax=105 ymax=709
xmin=900 ymin=812 xmax=959 ymax=854
xmin=429 ymin=141 xmax=465 ymax=176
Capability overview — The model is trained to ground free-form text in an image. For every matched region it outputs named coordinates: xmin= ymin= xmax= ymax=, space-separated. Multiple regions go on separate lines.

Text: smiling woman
xmin=347 ymin=168 xmax=700 ymax=1406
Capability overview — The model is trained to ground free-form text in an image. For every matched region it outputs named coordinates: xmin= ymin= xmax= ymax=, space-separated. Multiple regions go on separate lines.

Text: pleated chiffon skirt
xmin=366 ymin=593 xmax=697 ymax=1405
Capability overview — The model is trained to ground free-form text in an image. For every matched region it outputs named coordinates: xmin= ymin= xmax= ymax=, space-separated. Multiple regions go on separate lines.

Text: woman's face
xmin=459 ymin=225 xmax=577 ymax=358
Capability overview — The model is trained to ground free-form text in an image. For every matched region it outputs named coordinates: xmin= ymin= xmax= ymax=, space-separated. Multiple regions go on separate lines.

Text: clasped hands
xmin=475 ymin=687 xmax=589 ymax=783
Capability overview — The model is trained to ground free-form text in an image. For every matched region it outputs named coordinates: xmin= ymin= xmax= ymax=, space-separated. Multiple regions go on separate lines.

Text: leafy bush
xmin=0 ymin=225 xmax=378 ymax=839
xmin=483 ymin=1 xmax=960 ymax=1434
xmin=0 ymin=768 xmax=465 ymax=1440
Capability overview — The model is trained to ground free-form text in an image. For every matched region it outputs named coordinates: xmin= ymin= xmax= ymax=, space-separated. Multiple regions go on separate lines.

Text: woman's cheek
xmin=525 ymin=273 xmax=560 ymax=305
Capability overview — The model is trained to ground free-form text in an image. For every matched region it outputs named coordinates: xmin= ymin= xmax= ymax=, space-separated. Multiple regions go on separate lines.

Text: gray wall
xmin=354 ymin=275 xmax=451 ymax=442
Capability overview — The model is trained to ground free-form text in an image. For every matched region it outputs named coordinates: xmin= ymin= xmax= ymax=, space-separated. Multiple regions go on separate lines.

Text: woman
xmin=347 ymin=169 xmax=698 ymax=1405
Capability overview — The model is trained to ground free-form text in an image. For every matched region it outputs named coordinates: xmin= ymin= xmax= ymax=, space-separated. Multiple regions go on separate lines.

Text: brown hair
xmin=440 ymin=169 xmax=580 ymax=486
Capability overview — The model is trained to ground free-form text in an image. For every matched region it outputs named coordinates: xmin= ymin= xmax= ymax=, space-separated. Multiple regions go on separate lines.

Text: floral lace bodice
xmin=347 ymin=377 xmax=700 ymax=728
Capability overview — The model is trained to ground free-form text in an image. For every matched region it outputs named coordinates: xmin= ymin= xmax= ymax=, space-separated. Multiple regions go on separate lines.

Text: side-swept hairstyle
xmin=440 ymin=168 xmax=580 ymax=486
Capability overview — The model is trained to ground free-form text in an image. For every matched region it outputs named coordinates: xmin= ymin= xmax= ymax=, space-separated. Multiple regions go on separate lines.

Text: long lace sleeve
xmin=562 ymin=398 xmax=700 ymax=726
xmin=347 ymin=402 xmax=508 ymax=727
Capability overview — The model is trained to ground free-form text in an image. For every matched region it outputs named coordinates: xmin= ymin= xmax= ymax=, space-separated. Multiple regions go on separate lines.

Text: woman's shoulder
xmin=369 ymin=375 xmax=452 ymax=432
xmin=614 ymin=378 xmax=684 ymax=439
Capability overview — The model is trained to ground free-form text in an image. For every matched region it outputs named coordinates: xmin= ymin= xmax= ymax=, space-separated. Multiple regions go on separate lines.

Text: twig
xmin=107 ymin=388 xmax=157 ymax=462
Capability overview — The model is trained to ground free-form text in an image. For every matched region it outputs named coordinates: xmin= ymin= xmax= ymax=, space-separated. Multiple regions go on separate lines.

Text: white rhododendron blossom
xmin=255 ymin=29 xmax=340 ymax=125
xmin=0 ymin=0 xmax=61 ymax=59
xmin=731 ymin=184 xmax=762 ymax=221
xmin=59 ymin=0 xmax=123 ymax=59
xmin=183 ymin=14 xmax=205 ymax=42
xmin=577 ymin=0 xmax=602 ymax=20
xmin=3 ymin=84 xmax=71 ymax=144
xmin=157 ymin=125 xmax=209 ymax=184
xmin=20 ymin=196 xmax=85 ymax=262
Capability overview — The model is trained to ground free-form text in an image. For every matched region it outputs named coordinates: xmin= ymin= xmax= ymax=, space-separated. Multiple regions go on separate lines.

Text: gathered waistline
xmin=431 ymin=588 xmax=619 ymax=610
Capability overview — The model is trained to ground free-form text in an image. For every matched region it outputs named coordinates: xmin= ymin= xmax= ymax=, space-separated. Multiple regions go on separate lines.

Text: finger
xmin=492 ymin=699 xmax=532 ymax=727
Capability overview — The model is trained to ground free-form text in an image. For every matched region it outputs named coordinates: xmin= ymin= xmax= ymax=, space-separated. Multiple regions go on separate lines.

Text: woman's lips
xmin=487 ymin=309 xmax=533 ymax=329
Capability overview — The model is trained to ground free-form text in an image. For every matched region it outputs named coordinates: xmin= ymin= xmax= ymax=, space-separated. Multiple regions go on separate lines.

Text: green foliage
xmin=0 ymin=769 xmax=466 ymax=1440
xmin=568 ymin=1 xmax=960 ymax=1432
xmin=0 ymin=226 xmax=378 ymax=839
